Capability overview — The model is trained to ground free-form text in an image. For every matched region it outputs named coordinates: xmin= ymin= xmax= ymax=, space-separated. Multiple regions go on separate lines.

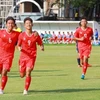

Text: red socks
xmin=25 ymin=76 xmax=31 ymax=91
xmin=82 ymin=63 xmax=88 ymax=75
xmin=1 ymin=76 xmax=8 ymax=90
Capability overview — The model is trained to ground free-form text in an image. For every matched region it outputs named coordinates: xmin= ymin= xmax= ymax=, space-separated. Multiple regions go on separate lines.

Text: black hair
xmin=6 ymin=16 xmax=15 ymax=24
xmin=80 ymin=16 xmax=88 ymax=26
xmin=24 ymin=17 xmax=33 ymax=23
xmin=79 ymin=22 xmax=81 ymax=26
xmin=80 ymin=16 xmax=87 ymax=21
xmin=15 ymin=24 xmax=17 ymax=26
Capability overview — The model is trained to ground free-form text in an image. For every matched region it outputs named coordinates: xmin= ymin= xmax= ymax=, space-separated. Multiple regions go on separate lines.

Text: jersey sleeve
xmin=74 ymin=29 xmax=79 ymax=38
xmin=36 ymin=35 xmax=43 ymax=46
xmin=17 ymin=33 xmax=22 ymax=46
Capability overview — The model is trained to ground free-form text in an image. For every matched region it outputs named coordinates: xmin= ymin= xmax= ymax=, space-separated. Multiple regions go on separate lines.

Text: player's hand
xmin=18 ymin=46 xmax=22 ymax=51
xmin=80 ymin=37 xmax=85 ymax=41
xmin=40 ymin=45 xmax=44 ymax=51
xmin=72 ymin=38 xmax=76 ymax=41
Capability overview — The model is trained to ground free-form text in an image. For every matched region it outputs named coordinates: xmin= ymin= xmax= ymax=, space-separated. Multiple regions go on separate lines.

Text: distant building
xmin=0 ymin=0 xmax=100 ymax=28
xmin=0 ymin=0 xmax=43 ymax=28
xmin=0 ymin=0 xmax=13 ymax=27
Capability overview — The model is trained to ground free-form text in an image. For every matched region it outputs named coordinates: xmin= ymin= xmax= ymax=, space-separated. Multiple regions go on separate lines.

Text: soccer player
xmin=52 ymin=31 xmax=57 ymax=44
xmin=73 ymin=17 xmax=93 ymax=79
xmin=66 ymin=32 xmax=71 ymax=44
xmin=0 ymin=16 xmax=20 ymax=94
xmin=17 ymin=17 xmax=44 ymax=95
xmin=57 ymin=32 xmax=62 ymax=44
xmin=48 ymin=31 xmax=53 ymax=44
xmin=62 ymin=32 xmax=67 ymax=44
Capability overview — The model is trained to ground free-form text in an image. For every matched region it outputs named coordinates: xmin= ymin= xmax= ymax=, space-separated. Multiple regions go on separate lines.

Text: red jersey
xmin=74 ymin=27 xmax=93 ymax=48
xmin=18 ymin=32 xmax=43 ymax=58
xmin=0 ymin=29 xmax=20 ymax=58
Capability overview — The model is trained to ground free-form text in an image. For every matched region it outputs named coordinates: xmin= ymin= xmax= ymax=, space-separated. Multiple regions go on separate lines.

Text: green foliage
xmin=69 ymin=0 xmax=100 ymax=19
xmin=71 ymin=0 xmax=98 ymax=8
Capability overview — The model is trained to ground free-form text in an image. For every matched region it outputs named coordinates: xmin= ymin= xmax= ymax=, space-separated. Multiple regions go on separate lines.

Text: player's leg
xmin=77 ymin=54 xmax=81 ymax=67
xmin=82 ymin=56 xmax=88 ymax=74
xmin=78 ymin=48 xmax=85 ymax=79
xmin=23 ymin=58 xmax=36 ymax=95
xmin=87 ymin=45 xmax=92 ymax=67
xmin=0 ymin=68 xmax=8 ymax=94
xmin=76 ymin=47 xmax=82 ymax=67
xmin=23 ymin=67 xmax=32 ymax=95
xmin=19 ymin=59 xmax=26 ymax=78
xmin=0 ymin=65 xmax=2 ymax=92
xmin=0 ymin=59 xmax=13 ymax=94
xmin=81 ymin=49 xmax=90 ymax=79
xmin=19 ymin=60 xmax=28 ymax=94
xmin=20 ymin=70 xmax=26 ymax=78
xmin=87 ymin=57 xmax=92 ymax=67
xmin=0 ymin=64 xmax=3 ymax=74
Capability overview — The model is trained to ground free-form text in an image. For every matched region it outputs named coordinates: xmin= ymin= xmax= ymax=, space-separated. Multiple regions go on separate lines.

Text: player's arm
xmin=35 ymin=31 xmax=44 ymax=51
xmin=17 ymin=34 xmax=22 ymax=51
xmin=73 ymin=30 xmax=85 ymax=41
xmin=15 ymin=32 xmax=21 ymax=46
xmin=73 ymin=37 xmax=85 ymax=41
xmin=17 ymin=46 xmax=22 ymax=51
xmin=40 ymin=44 xmax=44 ymax=51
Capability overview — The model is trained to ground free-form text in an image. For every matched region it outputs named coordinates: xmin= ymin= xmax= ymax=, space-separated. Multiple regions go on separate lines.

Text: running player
xmin=17 ymin=17 xmax=44 ymax=95
xmin=73 ymin=17 xmax=93 ymax=79
xmin=0 ymin=16 xmax=20 ymax=94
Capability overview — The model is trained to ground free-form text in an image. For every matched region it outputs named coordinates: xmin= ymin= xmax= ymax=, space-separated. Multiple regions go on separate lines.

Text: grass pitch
xmin=0 ymin=44 xmax=100 ymax=100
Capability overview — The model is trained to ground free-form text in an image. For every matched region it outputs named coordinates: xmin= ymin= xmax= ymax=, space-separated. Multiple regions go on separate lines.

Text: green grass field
xmin=0 ymin=44 xmax=100 ymax=100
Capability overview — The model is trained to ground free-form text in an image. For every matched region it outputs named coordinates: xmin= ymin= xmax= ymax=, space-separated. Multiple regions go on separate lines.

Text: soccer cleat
xmin=0 ymin=89 xmax=3 ymax=94
xmin=81 ymin=74 xmax=85 ymax=79
xmin=23 ymin=90 xmax=28 ymax=95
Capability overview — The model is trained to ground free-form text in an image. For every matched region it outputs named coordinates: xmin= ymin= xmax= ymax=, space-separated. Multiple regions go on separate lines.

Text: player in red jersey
xmin=17 ymin=17 xmax=44 ymax=95
xmin=52 ymin=31 xmax=57 ymax=44
xmin=73 ymin=17 xmax=93 ymax=79
xmin=57 ymin=32 xmax=62 ymax=44
xmin=0 ymin=17 xmax=20 ymax=94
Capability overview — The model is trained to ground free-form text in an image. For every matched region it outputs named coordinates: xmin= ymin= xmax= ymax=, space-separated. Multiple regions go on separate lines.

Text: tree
xmin=43 ymin=0 xmax=100 ymax=20
xmin=71 ymin=0 xmax=100 ymax=20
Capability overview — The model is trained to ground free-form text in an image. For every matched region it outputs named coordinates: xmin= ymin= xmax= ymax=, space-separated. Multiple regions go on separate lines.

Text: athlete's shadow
xmin=34 ymin=70 xmax=60 ymax=72
xmin=29 ymin=88 xmax=100 ymax=94
xmin=8 ymin=71 xmax=20 ymax=78
xmin=93 ymin=65 xmax=100 ymax=67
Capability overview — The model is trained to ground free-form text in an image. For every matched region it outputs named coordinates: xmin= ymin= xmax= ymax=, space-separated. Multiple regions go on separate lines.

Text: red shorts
xmin=0 ymin=57 xmax=13 ymax=72
xmin=63 ymin=37 xmax=67 ymax=42
xmin=79 ymin=47 xmax=91 ymax=59
xmin=19 ymin=57 xmax=36 ymax=73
